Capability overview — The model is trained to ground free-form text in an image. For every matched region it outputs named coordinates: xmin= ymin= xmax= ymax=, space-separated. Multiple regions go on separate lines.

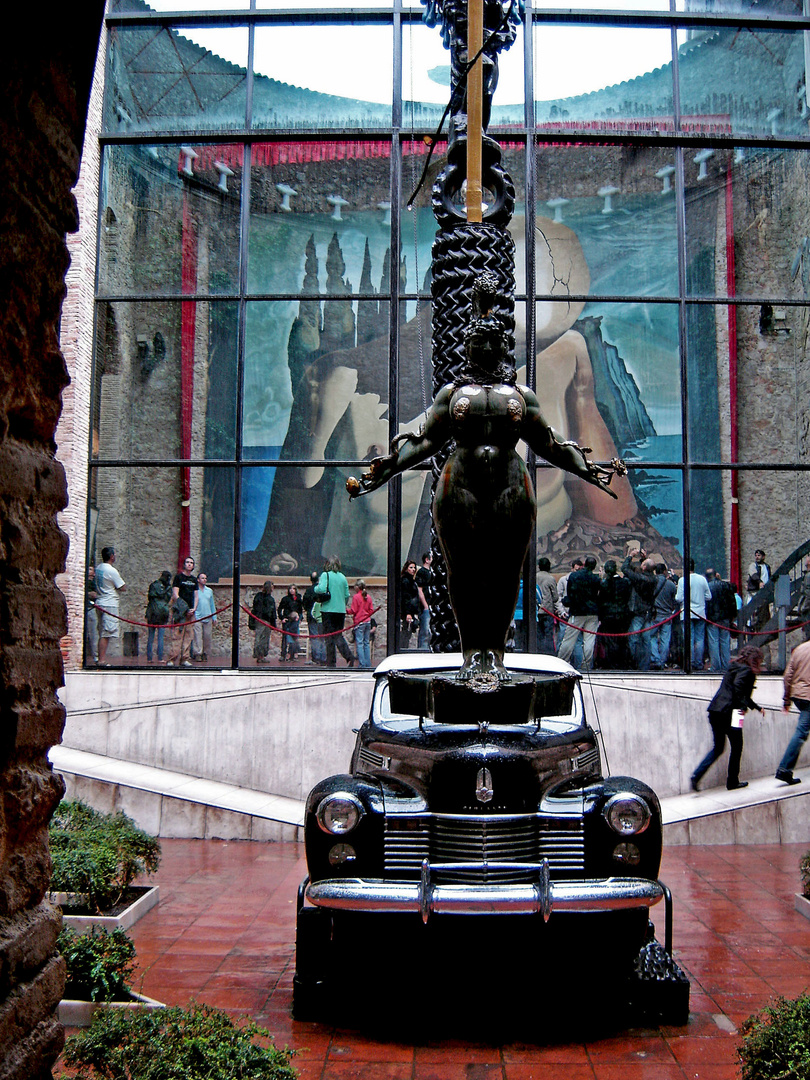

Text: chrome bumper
xmin=306 ymin=859 xmax=664 ymax=923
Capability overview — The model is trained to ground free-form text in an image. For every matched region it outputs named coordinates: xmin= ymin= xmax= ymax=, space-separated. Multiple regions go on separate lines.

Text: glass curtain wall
xmin=89 ymin=0 xmax=810 ymax=673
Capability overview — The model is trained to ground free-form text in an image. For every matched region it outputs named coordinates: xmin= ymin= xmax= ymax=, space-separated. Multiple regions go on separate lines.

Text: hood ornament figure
xmin=347 ymin=1 xmax=625 ymax=685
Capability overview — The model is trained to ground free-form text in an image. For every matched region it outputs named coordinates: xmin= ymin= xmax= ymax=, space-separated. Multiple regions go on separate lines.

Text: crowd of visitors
xmin=87 ymin=542 xmax=809 ymax=681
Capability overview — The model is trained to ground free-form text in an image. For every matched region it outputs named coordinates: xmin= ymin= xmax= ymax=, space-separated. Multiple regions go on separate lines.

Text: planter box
xmin=59 ymin=989 xmax=165 ymax=1028
xmin=51 ymin=885 xmax=159 ymax=932
xmin=795 ymin=893 xmax=810 ymax=921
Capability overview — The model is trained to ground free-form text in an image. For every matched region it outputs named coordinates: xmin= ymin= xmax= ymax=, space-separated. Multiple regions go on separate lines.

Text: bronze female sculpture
xmin=348 ymin=273 xmax=625 ymax=682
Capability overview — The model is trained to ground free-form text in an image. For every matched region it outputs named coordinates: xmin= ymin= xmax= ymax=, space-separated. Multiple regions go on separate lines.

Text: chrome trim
xmin=306 ymin=863 xmax=665 ymax=919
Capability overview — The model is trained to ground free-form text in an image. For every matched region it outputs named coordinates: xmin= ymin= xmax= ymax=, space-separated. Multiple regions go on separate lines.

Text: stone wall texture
xmin=0 ymin=8 xmax=104 ymax=1078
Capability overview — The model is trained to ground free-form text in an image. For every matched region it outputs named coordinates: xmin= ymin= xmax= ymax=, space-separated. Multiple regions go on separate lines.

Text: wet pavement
xmin=60 ymin=839 xmax=810 ymax=1080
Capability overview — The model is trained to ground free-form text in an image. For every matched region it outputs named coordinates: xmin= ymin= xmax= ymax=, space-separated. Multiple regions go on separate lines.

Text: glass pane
xmin=240 ymin=464 xmax=388 ymax=581
xmin=111 ymin=1 xmax=249 ymax=10
xmin=87 ymin=466 xmax=235 ymax=667
xmin=403 ymin=20 xmax=525 ymax=129
xmin=520 ymin=289 xmax=681 ymax=466
xmin=534 ymin=144 xmax=679 ymax=298
xmin=92 ymin=301 xmax=238 ymax=461
xmin=694 ymin=468 xmax=809 ymax=672
xmin=685 ymin=147 xmax=810 ymax=300
xmin=535 ymin=0 xmax=670 ymax=7
xmin=676 ymin=0 xmax=802 ymax=12
xmin=533 ymin=468 xmax=684 ymax=671
xmin=403 ymin=144 xmax=527 ymax=297
xmin=534 ymin=26 xmax=674 ymax=135
xmin=248 ymin=143 xmax=395 ymax=297
xmin=98 ymin=144 xmax=241 ymax=297
xmin=106 ymin=26 xmax=248 ymax=132
xmin=258 ymin=0 xmax=388 ymax=6
xmin=677 ymin=27 xmax=808 ymax=138
xmin=243 ymin=299 xmax=391 ymax=462
xmin=686 ymin=303 xmax=808 ymax=465
xmin=252 ymin=25 xmax=393 ymax=128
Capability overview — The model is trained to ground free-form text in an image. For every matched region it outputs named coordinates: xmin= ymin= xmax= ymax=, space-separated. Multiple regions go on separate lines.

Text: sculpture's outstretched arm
xmin=347 ymin=386 xmax=453 ymax=499
xmin=520 ymin=387 xmax=625 ymax=500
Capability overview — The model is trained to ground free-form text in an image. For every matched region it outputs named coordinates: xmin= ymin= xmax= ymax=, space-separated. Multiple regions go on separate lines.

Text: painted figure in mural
xmin=347 ymin=273 xmax=625 ymax=682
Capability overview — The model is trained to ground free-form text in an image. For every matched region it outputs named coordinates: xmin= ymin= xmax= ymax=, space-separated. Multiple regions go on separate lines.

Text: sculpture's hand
xmin=583 ymin=456 xmax=627 ymax=499
xmin=346 ymin=453 xmax=398 ymax=499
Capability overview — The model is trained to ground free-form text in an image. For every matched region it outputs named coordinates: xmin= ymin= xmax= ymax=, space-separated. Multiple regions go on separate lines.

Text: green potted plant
xmin=62 ymin=1002 xmax=297 ymax=1078
xmin=737 ymin=992 xmax=810 ymax=1080
xmin=49 ymin=799 xmax=161 ymax=929
xmin=57 ymin=925 xmax=164 ymax=1028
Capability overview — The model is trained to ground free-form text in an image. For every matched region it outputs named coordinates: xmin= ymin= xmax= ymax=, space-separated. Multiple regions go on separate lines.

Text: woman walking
xmin=691 ymin=645 xmax=764 ymax=791
xmin=348 ymin=580 xmax=375 ymax=668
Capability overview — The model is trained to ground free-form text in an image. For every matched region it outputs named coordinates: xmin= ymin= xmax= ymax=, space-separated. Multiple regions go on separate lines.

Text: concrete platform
xmin=49 ymin=744 xmax=808 ymax=845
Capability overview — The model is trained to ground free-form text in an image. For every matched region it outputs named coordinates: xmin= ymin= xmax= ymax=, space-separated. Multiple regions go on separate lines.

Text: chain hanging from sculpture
xmin=423 ymin=0 xmax=522 ymax=652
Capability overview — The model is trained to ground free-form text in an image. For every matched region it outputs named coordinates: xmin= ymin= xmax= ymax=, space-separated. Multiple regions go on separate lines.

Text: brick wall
xmin=0 ymin=8 xmax=104 ymax=1078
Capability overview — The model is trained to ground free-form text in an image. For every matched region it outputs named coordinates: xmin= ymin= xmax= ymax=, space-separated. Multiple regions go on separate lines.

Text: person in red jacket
xmin=348 ymin=580 xmax=375 ymax=668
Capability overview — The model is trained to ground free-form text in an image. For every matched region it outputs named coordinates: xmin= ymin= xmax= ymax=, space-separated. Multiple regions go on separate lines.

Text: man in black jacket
xmin=622 ymin=550 xmax=657 ymax=671
xmin=706 ymin=568 xmax=736 ymax=673
xmin=252 ymin=581 xmax=277 ymax=663
xmin=558 ymin=556 xmax=601 ymax=670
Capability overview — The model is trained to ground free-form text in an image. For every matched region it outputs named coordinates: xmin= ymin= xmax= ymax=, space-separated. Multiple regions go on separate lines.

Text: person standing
xmin=622 ymin=550 xmax=656 ymax=671
xmin=775 ymin=638 xmax=810 ymax=785
xmin=399 ymin=560 xmax=421 ymax=649
xmin=598 ymin=560 xmax=631 ymax=670
xmin=168 ymin=556 xmax=197 ymax=667
xmin=192 ymin=572 xmax=216 ymax=663
xmin=536 ymin=557 xmax=560 ymax=656
xmin=278 ymin=585 xmax=303 ymax=661
xmin=651 ymin=563 xmax=677 ymax=670
xmin=705 ymin=569 xmax=735 ymax=673
xmin=747 ymin=548 xmax=771 ymax=587
xmin=94 ymin=547 xmax=126 ymax=667
xmin=145 ymin=570 xmax=172 ymax=663
xmin=555 ymin=557 xmax=584 ymax=668
xmin=318 ymin=556 xmax=354 ymax=667
xmin=414 ymin=552 xmax=432 ymax=651
xmin=796 ymin=556 xmax=810 ymax=643
xmin=251 ymin=581 xmax=276 ymax=663
xmin=691 ymin=645 xmax=764 ymax=791
xmin=676 ymin=560 xmax=712 ymax=669
xmin=557 ymin=556 xmax=601 ymax=671
xmin=85 ymin=565 xmax=98 ymax=664
xmin=348 ymin=580 xmax=375 ymax=668
xmin=303 ymin=571 xmax=326 ymax=664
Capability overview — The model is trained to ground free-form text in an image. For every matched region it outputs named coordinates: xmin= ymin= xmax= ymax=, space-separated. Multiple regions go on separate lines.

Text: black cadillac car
xmin=294 ymin=654 xmax=688 ymax=1023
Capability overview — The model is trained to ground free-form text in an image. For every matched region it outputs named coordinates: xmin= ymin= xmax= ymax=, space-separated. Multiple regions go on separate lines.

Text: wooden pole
xmin=466 ymin=0 xmax=484 ymax=223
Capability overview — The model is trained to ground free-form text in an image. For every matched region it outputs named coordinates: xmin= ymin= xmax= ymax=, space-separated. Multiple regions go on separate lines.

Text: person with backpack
xmin=145 ymin=570 xmax=172 ymax=663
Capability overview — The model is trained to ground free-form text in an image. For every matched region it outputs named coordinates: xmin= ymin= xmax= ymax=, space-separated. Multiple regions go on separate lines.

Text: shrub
xmin=58 ymin=925 xmax=137 ymax=1002
xmin=62 ymin=1002 xmax=298 ymax=1080
xmin=801 ymin=850 xmax=810 ymax=899
xmin=49 ymin=799 xmax=161 ymax=912
xmin=737 ymin=992 xmax=810 ymax=1080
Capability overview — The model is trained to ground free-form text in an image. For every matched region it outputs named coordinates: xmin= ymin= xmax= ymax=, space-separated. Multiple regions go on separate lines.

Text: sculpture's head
xmin=460 ymin=272 xmax=516 ymax=385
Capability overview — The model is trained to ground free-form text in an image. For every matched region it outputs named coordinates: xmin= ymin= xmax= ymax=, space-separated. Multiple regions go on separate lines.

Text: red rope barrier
xmin=91 ymin=602 xmax=232 ymax=629
xmin=241 ymin=605 xmax=381 ymax=639
xmin=539 ymin=606 xmax=810 ymax=639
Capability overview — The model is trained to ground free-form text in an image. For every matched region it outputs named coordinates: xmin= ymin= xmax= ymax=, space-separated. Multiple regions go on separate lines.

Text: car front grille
xmin=384 ymin=814 xmax=585 ymax=883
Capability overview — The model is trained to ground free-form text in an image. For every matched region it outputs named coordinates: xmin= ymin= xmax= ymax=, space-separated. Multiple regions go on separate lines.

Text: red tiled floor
xmin=56 ymin=839 xmax=810 ymax=1080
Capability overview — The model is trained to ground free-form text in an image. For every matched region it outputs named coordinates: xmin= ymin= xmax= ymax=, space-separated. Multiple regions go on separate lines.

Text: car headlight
xmin=316 ymin=793 xmax=365 ymax=835
xmin=603 ymin=793 xmax=651 ymax=836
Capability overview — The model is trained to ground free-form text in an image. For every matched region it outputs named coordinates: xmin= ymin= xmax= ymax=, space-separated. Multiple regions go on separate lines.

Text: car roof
xmin=373 ymin=652 xmax=580 ymax=678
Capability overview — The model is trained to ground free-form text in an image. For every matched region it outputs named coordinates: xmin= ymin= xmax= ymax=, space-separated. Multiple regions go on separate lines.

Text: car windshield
xmin=374 ymin=677 xmax=585 ymax=728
